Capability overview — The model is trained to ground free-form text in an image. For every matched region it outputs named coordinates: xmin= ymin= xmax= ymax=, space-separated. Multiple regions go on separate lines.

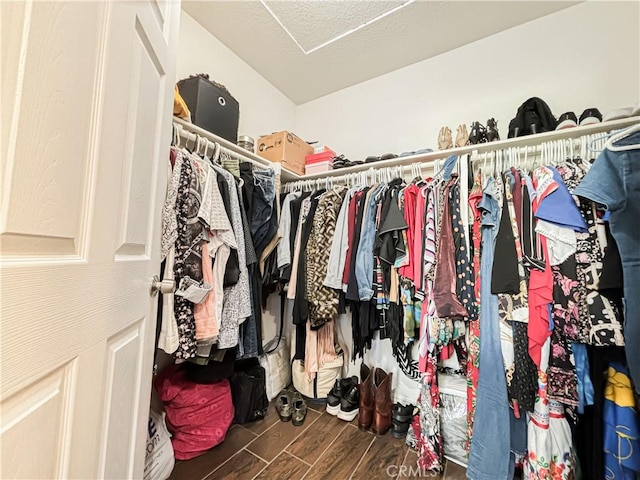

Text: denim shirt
xmin=574 ymin=131 xmax=640 ymax=392
xmin=355 ymin=183 xmax=386 ymax=300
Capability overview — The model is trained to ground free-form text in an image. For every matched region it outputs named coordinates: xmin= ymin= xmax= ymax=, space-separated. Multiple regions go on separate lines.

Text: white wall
xmin=296 ymin=1 xmax=640 ymax=161
xmin=176 ymin=12 xmax=297 ymax=142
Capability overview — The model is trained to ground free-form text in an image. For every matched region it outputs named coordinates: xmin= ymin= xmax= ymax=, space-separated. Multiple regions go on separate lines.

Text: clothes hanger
xmin=606 ymin=123 xmax=640 ymax=151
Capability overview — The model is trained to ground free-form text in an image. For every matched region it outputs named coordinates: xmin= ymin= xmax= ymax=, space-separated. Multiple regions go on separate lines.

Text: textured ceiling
xmin=183 ymin=1 xmax=580 ymax=104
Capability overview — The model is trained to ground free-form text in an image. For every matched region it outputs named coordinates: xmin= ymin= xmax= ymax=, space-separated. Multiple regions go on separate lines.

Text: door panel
xmin=1 ymin=362 xmax=76 ymax=479
xmin=0 ymin=0 xmax=180 ymax=478
xmin=0 ymin=1 xmax=104 ymax=258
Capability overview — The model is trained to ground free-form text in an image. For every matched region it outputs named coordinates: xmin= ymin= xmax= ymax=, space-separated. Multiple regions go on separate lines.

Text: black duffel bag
xmin=230 ymin=358 xmax=268 ymax=424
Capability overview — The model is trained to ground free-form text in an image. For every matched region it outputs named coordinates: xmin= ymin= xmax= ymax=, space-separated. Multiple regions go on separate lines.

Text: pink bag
xmin=154 ymin=364 xmax=234 ymax=460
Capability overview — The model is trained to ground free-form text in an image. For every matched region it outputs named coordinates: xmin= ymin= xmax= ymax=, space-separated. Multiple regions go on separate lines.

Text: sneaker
xmin=337 ymin=380 xmax=360 ymax=422
xmin=276 ymin=391 xmax=292 ymax=422
xmin=579 ymin=108 xmax=602 ymax=126
xmin=292 ymin=393 xmax=308 ymax=426
xmin=556 ymin=112 xmax=578 ymax=130
xmin=326 ymin=378 xmax=353 ymax=416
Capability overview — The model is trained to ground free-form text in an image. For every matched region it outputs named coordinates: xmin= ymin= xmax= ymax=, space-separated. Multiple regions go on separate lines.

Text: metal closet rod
xmin=173 ymin=117 xmax=292 ymax=182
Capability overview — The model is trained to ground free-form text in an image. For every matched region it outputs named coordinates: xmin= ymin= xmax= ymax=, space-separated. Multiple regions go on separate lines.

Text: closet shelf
xmin=172 ymin=116 xmax=301 ymax=182
xmin=299 ymin=116 xmax=640 ymax=181
xmin=174 ymin=115 xmax=639 ymax=183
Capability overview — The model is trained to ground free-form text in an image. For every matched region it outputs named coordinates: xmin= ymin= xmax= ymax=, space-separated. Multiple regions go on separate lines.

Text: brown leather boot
xmin=372 ymin=368 xmax=393 ymax=435
xmin=358 ymin=364 xmax=374 ymax=430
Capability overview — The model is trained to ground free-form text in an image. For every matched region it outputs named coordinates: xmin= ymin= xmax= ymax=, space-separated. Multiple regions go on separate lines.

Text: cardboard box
xmin=306 ymin=150 xmax=336 ymax=165
xmin=257 ymin=131 xmax=313 ymax=175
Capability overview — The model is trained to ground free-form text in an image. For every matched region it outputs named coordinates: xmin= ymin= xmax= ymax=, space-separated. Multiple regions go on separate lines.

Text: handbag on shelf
xmin=259 ymin=293 xmax=291 ymax=401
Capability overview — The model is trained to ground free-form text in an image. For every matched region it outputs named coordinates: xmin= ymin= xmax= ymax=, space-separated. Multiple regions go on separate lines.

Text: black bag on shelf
xmin=230 ymin=358 xmax=268 ymax=424
xmin=177 ymin=74 xmax=239 ymax=143
xmin=508 ymin=97 xmax=557 ymax=138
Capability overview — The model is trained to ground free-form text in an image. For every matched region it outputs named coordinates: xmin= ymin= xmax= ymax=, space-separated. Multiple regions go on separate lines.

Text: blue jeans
xmin=574 ymin=131 xmax=640 ymax=392
xmin=468 ymin=177 xmax=511 ymax=480
xmin=355 ymin=184 xmax=385 ymax=300
xmin=250 ymin=168 xmax=275 ymax=251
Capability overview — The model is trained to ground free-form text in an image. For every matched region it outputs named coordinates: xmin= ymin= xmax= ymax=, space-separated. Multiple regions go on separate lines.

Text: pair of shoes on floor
xmin=556 ymin=108 xmax=603 ymax=130
xmin=391 ymin=403 xmax=417 ymax=439
xmin=276 ymin=390 xmax=308 ymax=426
xmin=365 ymin=153 xmax=398 ymax=163
xmin=327 ymin=376 xmax=360 ymax=421
xmin=358 ymin=364 xmax=393 ymax=435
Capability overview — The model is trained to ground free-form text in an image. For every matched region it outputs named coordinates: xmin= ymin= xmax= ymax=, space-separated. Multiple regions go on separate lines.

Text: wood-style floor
xmin=168 ymin=401 xmax=467 ymax=480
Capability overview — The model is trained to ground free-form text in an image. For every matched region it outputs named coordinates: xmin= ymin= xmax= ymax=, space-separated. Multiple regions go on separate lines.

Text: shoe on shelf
xmin=468 ymin=122 xmax=488 ymax=145
xmin=556 ymin=112 xmax=578 ymax=130
xmin=603 ymin=106 xmax=635 ymax=122
xmin=508 ymin=117 xmax=523 ymax=138
xmin=380 ymin=153 xmax=398 ymax=161
xmin=437 ymin=126 xmax=453 ymax=150
xmin=391 ymin=403 xmax=417 ymax=439
xmin=337 ymin=379 xmax=360 ymax=422
xmin=291 ymin=393 xmax=308 ymax=427
xmin=276 ymin=391 xmax=292 ymax=422
xmin=579 ymin=108 xmax=602 ymax=126
xmin=455 ymin=124 xmax=469 ymax=148
xmin=327 ymin=378 xmax=353 ymax=416
xmin=486 ymin=118 xmax=500 ymax=142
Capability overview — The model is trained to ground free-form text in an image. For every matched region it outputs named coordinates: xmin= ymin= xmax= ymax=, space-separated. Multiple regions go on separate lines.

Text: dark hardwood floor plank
xmin=303 ymin=423 xmax=374 ymax=480
xmin=286 ymin=413 xmax=348 ymax=464
xmin=246 ymin=409 xmax=321 ymax=462
xmin=254 ymin=452 xmax=310 ymax=480
xmin=204 ymin=450 xmax=266 ymax=480
xmin=243 ymin=401 xmax=280 ymax=435
xmin=351 ymin=435 xmax=407 ymax=480
xmin=168 ymin=425 xmax=255 ymax=480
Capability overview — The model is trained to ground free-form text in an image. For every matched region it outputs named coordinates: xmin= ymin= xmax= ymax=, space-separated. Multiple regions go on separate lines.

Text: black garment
xmin=491 ymin=191 xmax=520 ymax=294
xmin=510 ymin=322 xmax=537 ymax=412
xmin=508 ymin=97 xmax=557 ymax=137
xmin=239 ymin=162 xmax=254 ymax=215
xmin=292 ymin=190 xmax=325 ymax=360
xmin=217 ymin=173 xmax=240 ymax=287
xmin=599 ymin=222 xmax=624 ymax=292
xmin=574 ymin=345 xmax=626 ymax=479
xmin=282 ymin=191 xmax=311 ymax=282
xmin=377 ymin=180 xmax=408 ymax=265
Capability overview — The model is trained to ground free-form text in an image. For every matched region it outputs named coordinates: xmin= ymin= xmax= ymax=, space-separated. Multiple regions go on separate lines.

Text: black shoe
xmin=337 ymin=380 xmax=360 ymax=422
xmin=391 ymin=403 xmax=416 ymax=439
xmin=508 ymin=118 xmax=522 ymax=138
xmin=327 ymin=378 xmax=354 ymax=416
xmin=468 ymin=122 xmax=487 ymax=144
xmin=486 ymin=118 xmax=500 ymax=142
xmin=579 ymin=108 xmax=602 ymax=126
xmin=556 ymin=112 xmax=578 ymax=130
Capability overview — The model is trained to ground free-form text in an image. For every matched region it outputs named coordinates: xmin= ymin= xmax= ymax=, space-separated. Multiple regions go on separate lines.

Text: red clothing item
xmin=528 ymin=235 xmax=553 ymax=368
xmin=410 ymin=186 xmax=427 ymax=286
xmin=399 ymin=184 xmax=419 ymax=278
xmin=468 ymin=182 xmax=483 ymax=301
xmin=342 ymin=191 xmax=361 ymax=285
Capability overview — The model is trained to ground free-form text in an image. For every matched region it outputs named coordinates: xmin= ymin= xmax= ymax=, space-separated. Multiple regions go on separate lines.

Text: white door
xmin=1 ymin=1 xmax=180 ymax=478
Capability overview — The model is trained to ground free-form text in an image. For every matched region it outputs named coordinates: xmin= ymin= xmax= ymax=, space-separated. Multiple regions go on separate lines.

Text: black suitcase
xmin=177 ymin=75 xmax=239 ymax=143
